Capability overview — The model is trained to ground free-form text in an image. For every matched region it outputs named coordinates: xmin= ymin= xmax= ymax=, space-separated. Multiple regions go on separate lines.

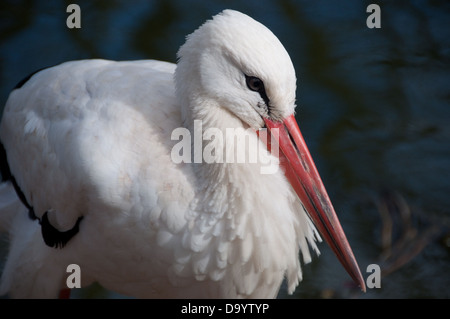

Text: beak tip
xmin=352 ymin=268 xmax=366 ymax=293
xmin=360 ymin=277 xmax=367 ymax=293
xmin=360 ymin=284 xmax=367 ymax=293
xmin=357 ymin=276 xmax=367 ymax=293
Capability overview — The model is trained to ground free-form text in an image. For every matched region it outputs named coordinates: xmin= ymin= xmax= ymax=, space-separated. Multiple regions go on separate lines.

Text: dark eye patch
xmin=245 ymin=74 xmax=270 ymax=107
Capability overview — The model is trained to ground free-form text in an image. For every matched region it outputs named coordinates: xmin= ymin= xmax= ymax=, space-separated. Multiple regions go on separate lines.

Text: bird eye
xmin=244 ymin=74 xmax=270 ymax=107
xmin=245 ymin=75 xmax=264 ymax=92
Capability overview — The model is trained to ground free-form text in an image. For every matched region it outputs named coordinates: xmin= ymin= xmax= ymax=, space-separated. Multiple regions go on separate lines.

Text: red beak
xmin=262 ymin=114 xmax=366 ymax=292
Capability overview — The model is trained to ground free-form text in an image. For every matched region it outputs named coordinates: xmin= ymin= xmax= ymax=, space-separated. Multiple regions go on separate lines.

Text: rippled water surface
xmin=0 ymin=0 xmax=449 ymax=299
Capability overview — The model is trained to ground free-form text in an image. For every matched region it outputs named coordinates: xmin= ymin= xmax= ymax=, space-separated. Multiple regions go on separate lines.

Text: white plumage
xmin=0 ymin=10 xmax=364 ymax=298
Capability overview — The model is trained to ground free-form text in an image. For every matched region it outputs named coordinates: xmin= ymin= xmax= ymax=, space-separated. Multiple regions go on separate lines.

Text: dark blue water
xmin=0 ymin=0 xmax=449 ymax=299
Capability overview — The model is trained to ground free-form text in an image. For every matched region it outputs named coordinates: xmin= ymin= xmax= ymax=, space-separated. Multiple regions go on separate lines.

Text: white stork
xmin=0 ymin=10 xmax=365 ymax=298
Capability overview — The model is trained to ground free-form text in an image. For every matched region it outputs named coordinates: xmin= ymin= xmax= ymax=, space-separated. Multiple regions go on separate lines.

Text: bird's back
xmin=0 ymin=59 xmax=199 ymax=297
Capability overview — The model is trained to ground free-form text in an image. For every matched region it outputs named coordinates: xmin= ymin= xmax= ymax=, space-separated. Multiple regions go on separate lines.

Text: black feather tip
xmin=41 ymin=212 xmax=83 ymax=249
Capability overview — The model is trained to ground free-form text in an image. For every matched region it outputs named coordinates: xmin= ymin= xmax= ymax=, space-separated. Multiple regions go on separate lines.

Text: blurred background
xmin=0 ymin=0 xmax=449 ymax=299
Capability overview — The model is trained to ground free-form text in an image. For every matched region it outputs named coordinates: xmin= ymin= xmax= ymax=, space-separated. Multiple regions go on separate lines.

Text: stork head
xmin=175 ymin=10 xmax=295 ymax=128
xmin=175 ymin=9 xmax=366 ymax=292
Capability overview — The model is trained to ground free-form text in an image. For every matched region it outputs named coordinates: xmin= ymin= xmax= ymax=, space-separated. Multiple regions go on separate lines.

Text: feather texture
xmin=0 ymin=10 xmax=321 ymax=298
